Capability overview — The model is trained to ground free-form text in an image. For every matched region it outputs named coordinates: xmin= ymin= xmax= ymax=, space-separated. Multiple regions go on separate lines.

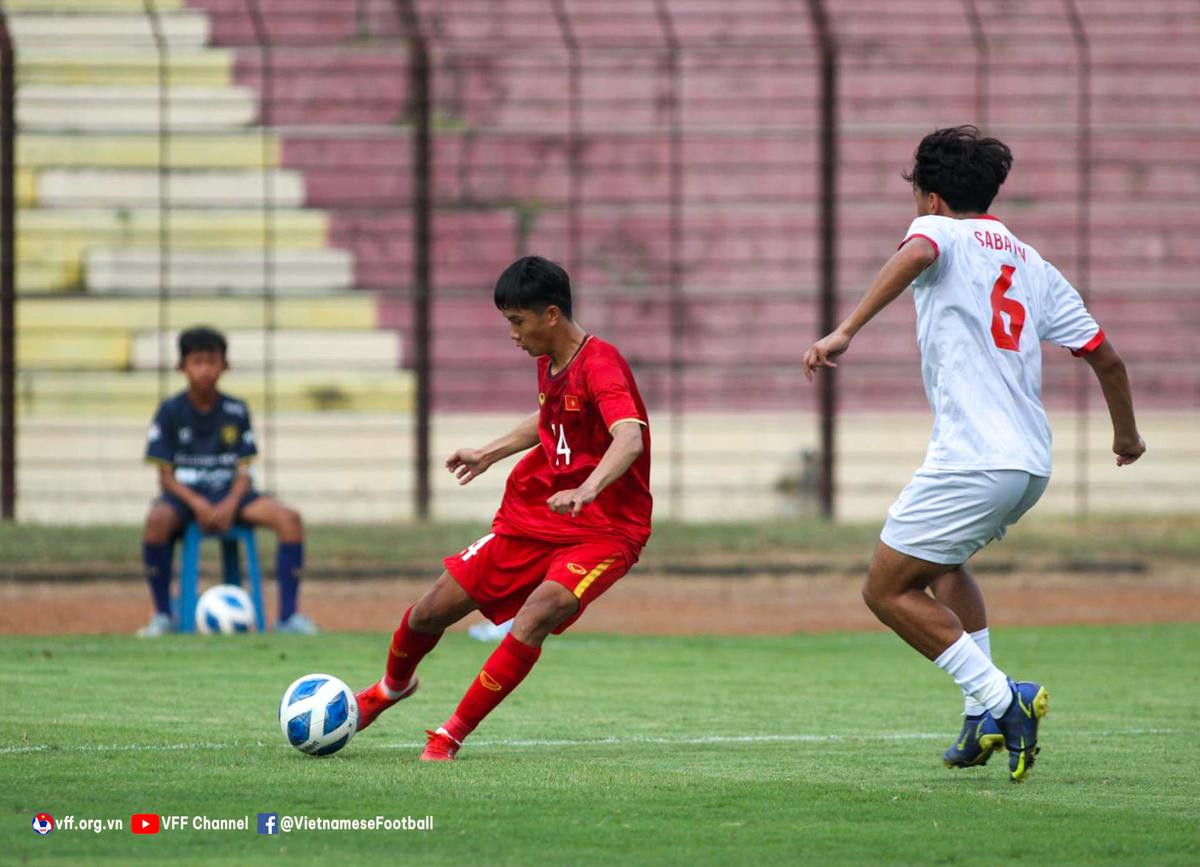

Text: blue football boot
xmin=943 ymin=713 xmax=1005 ymax=768
xmin=993 ymin=680 xmax=1050 ymax=782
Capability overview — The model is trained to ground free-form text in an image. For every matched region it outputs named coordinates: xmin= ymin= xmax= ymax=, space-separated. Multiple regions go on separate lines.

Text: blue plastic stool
xmin=177 ymin=522 xmax=266 ymax=633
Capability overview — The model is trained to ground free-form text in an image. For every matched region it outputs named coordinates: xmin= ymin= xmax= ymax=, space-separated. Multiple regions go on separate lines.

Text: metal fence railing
xmin=1 ymin=0 xmax=1197 ymax=524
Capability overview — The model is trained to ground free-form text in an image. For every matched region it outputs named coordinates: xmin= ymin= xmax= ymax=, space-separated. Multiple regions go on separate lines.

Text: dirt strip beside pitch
xmin=3 ymin=567 xmax=1198 ymax=635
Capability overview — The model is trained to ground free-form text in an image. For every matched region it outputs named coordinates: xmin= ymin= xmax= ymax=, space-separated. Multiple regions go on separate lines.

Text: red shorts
xmin=443 ymin=533 xmax=633 ymax=634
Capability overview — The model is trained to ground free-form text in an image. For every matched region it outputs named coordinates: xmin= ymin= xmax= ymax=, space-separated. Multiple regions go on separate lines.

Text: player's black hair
xmin=178 ymin=326 xmax=228 ymax=360
xmin=494 ymin=256 xmax=573 ymax=320
xmin=902 ymin=125 xmax=1013 ymax=214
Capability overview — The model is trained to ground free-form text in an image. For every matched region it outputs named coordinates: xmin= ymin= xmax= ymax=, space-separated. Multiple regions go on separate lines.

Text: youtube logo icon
xmin=131 ymin=814 xmax=160 ymax=835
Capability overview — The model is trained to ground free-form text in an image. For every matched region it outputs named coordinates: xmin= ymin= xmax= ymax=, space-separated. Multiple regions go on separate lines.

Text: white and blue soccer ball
xmin=279 ymin=673 xmax=358 ymax=756
xmin=195 ymin=584 xmax=256 ymax=634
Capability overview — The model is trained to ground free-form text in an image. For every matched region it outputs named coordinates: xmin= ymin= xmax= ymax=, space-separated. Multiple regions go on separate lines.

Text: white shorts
xmin=880 ymin=468 xmax=1048 ymax=565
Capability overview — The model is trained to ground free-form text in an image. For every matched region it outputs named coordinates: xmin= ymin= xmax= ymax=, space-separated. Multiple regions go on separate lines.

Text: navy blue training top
xmin=145 ymin=390 xmax=257 ymax=498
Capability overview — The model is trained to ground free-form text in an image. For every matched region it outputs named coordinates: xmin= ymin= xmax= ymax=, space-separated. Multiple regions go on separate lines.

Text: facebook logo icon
xmin=257 ymin=813 xmax=278 ymax=835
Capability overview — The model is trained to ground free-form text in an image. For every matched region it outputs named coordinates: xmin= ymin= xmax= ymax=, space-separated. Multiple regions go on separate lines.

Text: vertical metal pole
xmin=398 ymin=0 xmax=432 ymax=520
xmin=0 ymin=12 xmax=15 ymax=520
xmin=807 ymin=0 xmax=838 ymax=520
xmin=961 ymin=0 xmax=988 ymax=127
xmin=143 ymin=1 xmax=171 ymax=401
xmin=246 ymin=0 xmax=276 ymax=493
xmin=654 ymin=0 xmax=685 ymax=519
xmin=549 ymin=1 xmax=581 ymax=283
xmin=1064 ymin=0 xmax=1091 ymax=518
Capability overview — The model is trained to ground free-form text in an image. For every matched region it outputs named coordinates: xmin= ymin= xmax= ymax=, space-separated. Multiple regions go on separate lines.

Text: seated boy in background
xmin=138 ymin=326 xmax=317 ymax=635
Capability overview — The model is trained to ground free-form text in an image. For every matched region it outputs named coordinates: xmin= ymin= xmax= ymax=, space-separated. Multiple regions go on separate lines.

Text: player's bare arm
xmin=802 ymin=237 xmax=936 ymax=381
xmin=1082 ymin=339 xmax=1146 ymax=466
xmin=157 ymin=463 xmax=218 ymax=529
xmin=446 ymin=411 xmax=541 ymax=486
xmin=547 ymin=420 xmax=644 ymax=517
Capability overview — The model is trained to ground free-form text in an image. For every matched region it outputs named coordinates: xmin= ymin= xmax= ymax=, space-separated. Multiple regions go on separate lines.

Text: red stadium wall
xmin=184 ymin=0 xmax=1200 ymax=413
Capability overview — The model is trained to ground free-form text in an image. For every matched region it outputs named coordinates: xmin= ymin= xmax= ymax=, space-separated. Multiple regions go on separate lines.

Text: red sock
xmin=443 ymin=633 xmax=541 ymax=743
xmin=383 ymin=607 xmax=441 ymax=693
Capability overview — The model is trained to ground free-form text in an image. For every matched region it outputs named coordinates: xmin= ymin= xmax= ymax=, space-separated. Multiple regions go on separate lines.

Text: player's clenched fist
xmin=1114 ymin=434 xmax=1146 ymax=467
xmin=446 ymin=448 xmax=491 ymax=485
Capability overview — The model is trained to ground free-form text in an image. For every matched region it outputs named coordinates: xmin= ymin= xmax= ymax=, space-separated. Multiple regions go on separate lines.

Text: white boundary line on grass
xmin=0 ymin=728 xmax=1180 ymax=755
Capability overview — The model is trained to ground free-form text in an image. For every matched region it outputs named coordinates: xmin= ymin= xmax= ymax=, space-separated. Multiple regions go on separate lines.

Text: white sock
xmin=962 ymin=628 xmax=991 ymax=716
xmin=378 ymin=680 xmax=402 ymax=699
xmin=379 ymin=675 xmax=412 ymax=699
xmin=935 ymin=632 xmax=1012 ymax=718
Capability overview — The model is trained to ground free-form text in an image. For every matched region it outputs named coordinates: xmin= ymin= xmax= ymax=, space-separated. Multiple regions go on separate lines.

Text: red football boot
xmin=354 ymin=676 xmax=419 ymax=732
xmin=419 ymin=729 xmax=460 ymax=761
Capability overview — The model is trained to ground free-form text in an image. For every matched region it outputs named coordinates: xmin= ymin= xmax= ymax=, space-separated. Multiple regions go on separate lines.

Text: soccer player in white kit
xmin=802 ymin=126 xmax=1145 ymax=782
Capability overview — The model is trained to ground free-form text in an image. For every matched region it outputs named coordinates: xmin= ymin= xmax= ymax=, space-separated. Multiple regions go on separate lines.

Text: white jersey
xmin=900 ymin=214 xmax=1103 ymax=476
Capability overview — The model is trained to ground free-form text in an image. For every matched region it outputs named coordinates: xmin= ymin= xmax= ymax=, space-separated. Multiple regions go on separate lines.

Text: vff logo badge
xmin=257 ymin=813 xmax=279 ymax=835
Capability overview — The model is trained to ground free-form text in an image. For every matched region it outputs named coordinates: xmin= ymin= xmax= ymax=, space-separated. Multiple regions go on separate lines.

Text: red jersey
xmin=492 ymin=336 xmax=652 ymax=558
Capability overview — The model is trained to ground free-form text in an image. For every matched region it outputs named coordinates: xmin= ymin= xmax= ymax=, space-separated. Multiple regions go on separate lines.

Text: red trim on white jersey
xmin=899 ymin=233 xmax=940 ymax=261
xmin=1071 ymin=328 xmax=1106 ymax=357
xmin=974 ymin=214 xmax=1003 ymax=222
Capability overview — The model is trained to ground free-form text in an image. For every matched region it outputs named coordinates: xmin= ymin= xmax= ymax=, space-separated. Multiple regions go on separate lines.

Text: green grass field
xmin=4 ymin=625 xmax=1198 ymax=865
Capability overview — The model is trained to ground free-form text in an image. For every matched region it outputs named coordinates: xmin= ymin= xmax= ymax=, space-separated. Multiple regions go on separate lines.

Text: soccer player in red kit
xmin=355 ymin=256 xmax=652 ymax=760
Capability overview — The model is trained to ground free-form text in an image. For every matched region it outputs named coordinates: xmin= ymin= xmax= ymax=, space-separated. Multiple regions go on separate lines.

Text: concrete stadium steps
xmin=15 ymin=168 xmax=36 ymax=209
xmin=402 ymin=3 xmax=1192 ymax=131
xmin=372 ymin=291 xmax=918 ymax=376
xmin=6 ymin=10 xmax=210 ymax=50
xmin=84 ymin=247 xmax=354 ymax=294
xmin=17 ymin=328 xmax=401 ymax=372
xmin=827 ymin=1 xmax=1195 ymax=127
xmin=17 ymin=133 xmax=281 ymax=170
xmin=329 ymin=211 xmax=518 ymax=290
xmin=371 ymin=286 xmax=1197 ymax=411
xmin=18 ymin=294 xmax=379 ymax=332
xmin=18 ymin=370 xmax=414 ymax=416
xmin=280 ymin=134 xmax=468 ymax=205
xmin=231 ymin=50 xmax=409 ymax=125
xmin=376 ymin=291 xmax=918 ymax=359
xmin=285 ymin=133 xmax=820 ymax=207
xmin=128 ymin=329 xmax=402 ymax=371
xmin=185 ymin=0 xmax=364 ymax=45
xmin=282 ymin=130 xmax=1200 ymax=209
xmin=308 ymin=199 xmax=1200 ymax=297
xmin=428 ymin=54 xmax=818 ymax=131
xmin=16 ymin=331 xmax=133 ymax=372
xmin=1087 ymin=67 xmax=1200 ymax=126
xmin=17 ymin=85 xmax=258 ymax=132
xmin=414 ymin=363 xmax=930 ymax=414
xmin=6 ymin=0 xmax=1189 ymax=416
xmin=14 ymin=410 xmax=1195 ymax=523
xmin=389 ymin=0 xmax=559 ymax=42
xmin=523 ymin=204 xmax=1200 ymax=292
xmin=36 ymin=169 xmax=305 ymax=210
xmin=4 ymin=0 xmax=184 ymax=9
xmin=414 ymin=344 xmax=1194 ymax=414
xmin=412 ymin=0 xmax=812 ymax=44
xmin=16 ymin=50 xmax=233 ymax=87
xmin=13 ymin=208 xmax=329 ymax=292
xmin=628 ymin=0 xmax=812 ymax=42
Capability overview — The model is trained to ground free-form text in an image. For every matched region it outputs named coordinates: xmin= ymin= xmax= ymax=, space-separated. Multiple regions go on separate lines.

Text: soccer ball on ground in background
xmin=279 ymin=673 xmax=358 ymax=756
xmin=195 ymin=584 xmax=257 ymax=634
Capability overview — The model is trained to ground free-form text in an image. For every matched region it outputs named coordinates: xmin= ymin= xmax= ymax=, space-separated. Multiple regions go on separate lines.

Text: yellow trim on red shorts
xmin=573 ymin=556 xmax=618 ymax=599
